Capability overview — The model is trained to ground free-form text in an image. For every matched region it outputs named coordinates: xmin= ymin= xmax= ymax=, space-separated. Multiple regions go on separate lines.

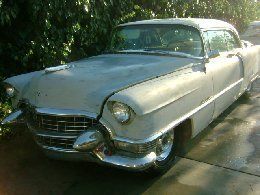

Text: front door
xmin=204 ymin=30 xmax=244 ymax=119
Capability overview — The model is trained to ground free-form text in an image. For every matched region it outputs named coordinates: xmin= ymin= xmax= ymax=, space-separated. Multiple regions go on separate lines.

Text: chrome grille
xmin=27 ymin=111 xmax=100 ymax=151
xmin=35 ymin=135 xmax=76 ymax=150
xmin=29 ymin=113 xmax=98 ymax=133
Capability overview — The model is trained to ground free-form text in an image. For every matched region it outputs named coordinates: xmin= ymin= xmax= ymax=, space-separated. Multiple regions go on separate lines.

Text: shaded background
xmin=0 ymin=0 xmax=259 ymax=139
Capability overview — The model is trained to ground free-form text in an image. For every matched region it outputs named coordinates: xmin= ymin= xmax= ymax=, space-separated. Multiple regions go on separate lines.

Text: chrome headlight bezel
xmin=4 ymin=83 xmax=17 ymax=98
xmin=107 ymin=101 xmax=135 ymax=124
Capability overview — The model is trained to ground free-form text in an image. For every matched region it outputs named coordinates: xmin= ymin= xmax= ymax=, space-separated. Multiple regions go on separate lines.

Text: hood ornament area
xmin=44 ymin=64 xmax=74 ymax=73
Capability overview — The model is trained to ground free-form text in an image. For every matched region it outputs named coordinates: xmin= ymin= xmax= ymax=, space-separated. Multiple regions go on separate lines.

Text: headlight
xmin=5 ymin=84 xmax=16 ymax=98
xmin=109 ymin=102 xmax=133 ymax=124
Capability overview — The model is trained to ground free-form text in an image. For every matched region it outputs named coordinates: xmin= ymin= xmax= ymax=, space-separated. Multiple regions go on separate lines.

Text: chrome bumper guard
xmin=97 ymin=151 xmax=156 ymax=170
xmin=72 ymin=129 xmax=156 ymax=170
xmin=1 ymin=109 xmax=157 ymax=171
xmin=1 ymin=110 xmax=23 ymax=125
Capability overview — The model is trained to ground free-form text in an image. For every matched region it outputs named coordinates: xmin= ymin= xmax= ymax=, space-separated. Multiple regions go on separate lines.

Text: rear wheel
xmin=148 ymin=131 xmax=176 ymax=175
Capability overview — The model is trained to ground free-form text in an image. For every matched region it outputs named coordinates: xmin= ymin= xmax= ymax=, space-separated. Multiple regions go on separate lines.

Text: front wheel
xmin=243 ymin=81 xmax=254 ymax=98
xmin=147 ymin=131 xmax=176 ymax=175
xmin=246 ymin=82 xmax=253 ymax=92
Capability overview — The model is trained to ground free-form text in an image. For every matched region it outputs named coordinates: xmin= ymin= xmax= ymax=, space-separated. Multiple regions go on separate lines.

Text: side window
xmin=225 ymin=31 xmax=240 ymax=50
xmin=206 ymin=31 xmax=227 ymax=52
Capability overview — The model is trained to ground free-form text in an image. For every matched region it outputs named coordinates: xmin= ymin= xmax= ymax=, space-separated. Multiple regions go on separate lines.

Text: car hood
xmin=22 ymin=54 xmax=199 ymax=115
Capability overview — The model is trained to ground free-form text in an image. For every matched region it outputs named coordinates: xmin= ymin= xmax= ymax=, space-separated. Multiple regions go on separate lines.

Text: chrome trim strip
xmin=27 ymin=122 xmax=80 ymax=136
xmin=113 ymin=78 xmax=244 ymax=144
xmin=35 ymin=108 xmax=97 ymax=119
xmin=250 ymin=74 xmax=259 ymax=83
xmin=35 ymin=133 xmax=78 ymax=139
xmin=41 ymin=145 xmax=77 ymax=153
xmin=210 ymin=78 xmax=243 ymax=100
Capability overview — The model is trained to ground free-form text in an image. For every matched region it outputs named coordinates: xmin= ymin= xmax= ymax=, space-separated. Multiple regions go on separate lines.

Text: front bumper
xmin=1 ymin=109 xmax=157 ymax=171
xmin=42 ymin=145 xmax=157 ymax=171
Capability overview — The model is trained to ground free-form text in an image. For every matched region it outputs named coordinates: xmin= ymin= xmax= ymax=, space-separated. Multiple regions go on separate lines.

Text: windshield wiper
xmin=104 ymin=49 xmax=147 ymax=54
xmin=117 ymin=49 xmax=147 ymax=53
xmin=106 ymin=49 xmax=201 ymax=59
xmin=142 ymin=49 xmax=200 ymax=59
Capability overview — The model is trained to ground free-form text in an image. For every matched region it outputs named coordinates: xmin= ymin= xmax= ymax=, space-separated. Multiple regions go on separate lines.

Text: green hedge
xmin=0 ymin=0 xmax=258 ymax=125
xmin=0 ymin=0 xmax=258 ymax=79
xmin=0 ymin=0 xmax=258 ymax=77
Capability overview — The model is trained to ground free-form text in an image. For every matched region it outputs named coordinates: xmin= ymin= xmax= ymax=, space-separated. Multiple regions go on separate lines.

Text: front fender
xmin=102 ymin=66 xmax=213 ymax=140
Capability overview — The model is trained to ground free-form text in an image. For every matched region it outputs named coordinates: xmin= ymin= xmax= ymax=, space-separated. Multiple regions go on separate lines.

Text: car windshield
xmin=109 ymin=24 xmax=204 ymax=57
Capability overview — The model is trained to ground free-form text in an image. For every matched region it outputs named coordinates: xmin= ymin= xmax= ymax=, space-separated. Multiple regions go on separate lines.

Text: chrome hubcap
xmin=156 ymin=132 xmax=174 ymax=162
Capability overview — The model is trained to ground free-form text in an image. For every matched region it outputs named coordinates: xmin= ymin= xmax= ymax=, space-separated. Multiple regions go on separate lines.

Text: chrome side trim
xmin=113 ymin=78 xmax=244 ymax=144
xmin=35 ymin=108 xmax=97 ymax=119
xmin=250 ymin=74 xmax=259 ymax=83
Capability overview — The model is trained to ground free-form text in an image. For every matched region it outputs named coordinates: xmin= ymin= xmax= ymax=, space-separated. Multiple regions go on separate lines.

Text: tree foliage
xmin=257 ymin=1 xmax=260 ymax=19
xmin=0 ymin=0 xmax=258 ymax=79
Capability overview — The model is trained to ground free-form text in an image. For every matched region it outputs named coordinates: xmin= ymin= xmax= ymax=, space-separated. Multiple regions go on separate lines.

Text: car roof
xmin=119 ymin=18 xmax=236 ymax=31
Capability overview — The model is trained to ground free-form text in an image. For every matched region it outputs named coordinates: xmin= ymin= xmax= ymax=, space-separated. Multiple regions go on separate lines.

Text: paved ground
xmin=0 ymin=79 xmax=259 ymax=195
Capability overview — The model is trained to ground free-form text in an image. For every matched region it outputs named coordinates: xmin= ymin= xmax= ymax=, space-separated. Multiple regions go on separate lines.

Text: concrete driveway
xmin=0 ymin=79 xmax=259 ymax=195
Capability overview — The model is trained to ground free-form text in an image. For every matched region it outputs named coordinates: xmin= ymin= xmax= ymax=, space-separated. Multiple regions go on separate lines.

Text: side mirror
xmin=208 ymin=50 xmax=220 ymax=59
